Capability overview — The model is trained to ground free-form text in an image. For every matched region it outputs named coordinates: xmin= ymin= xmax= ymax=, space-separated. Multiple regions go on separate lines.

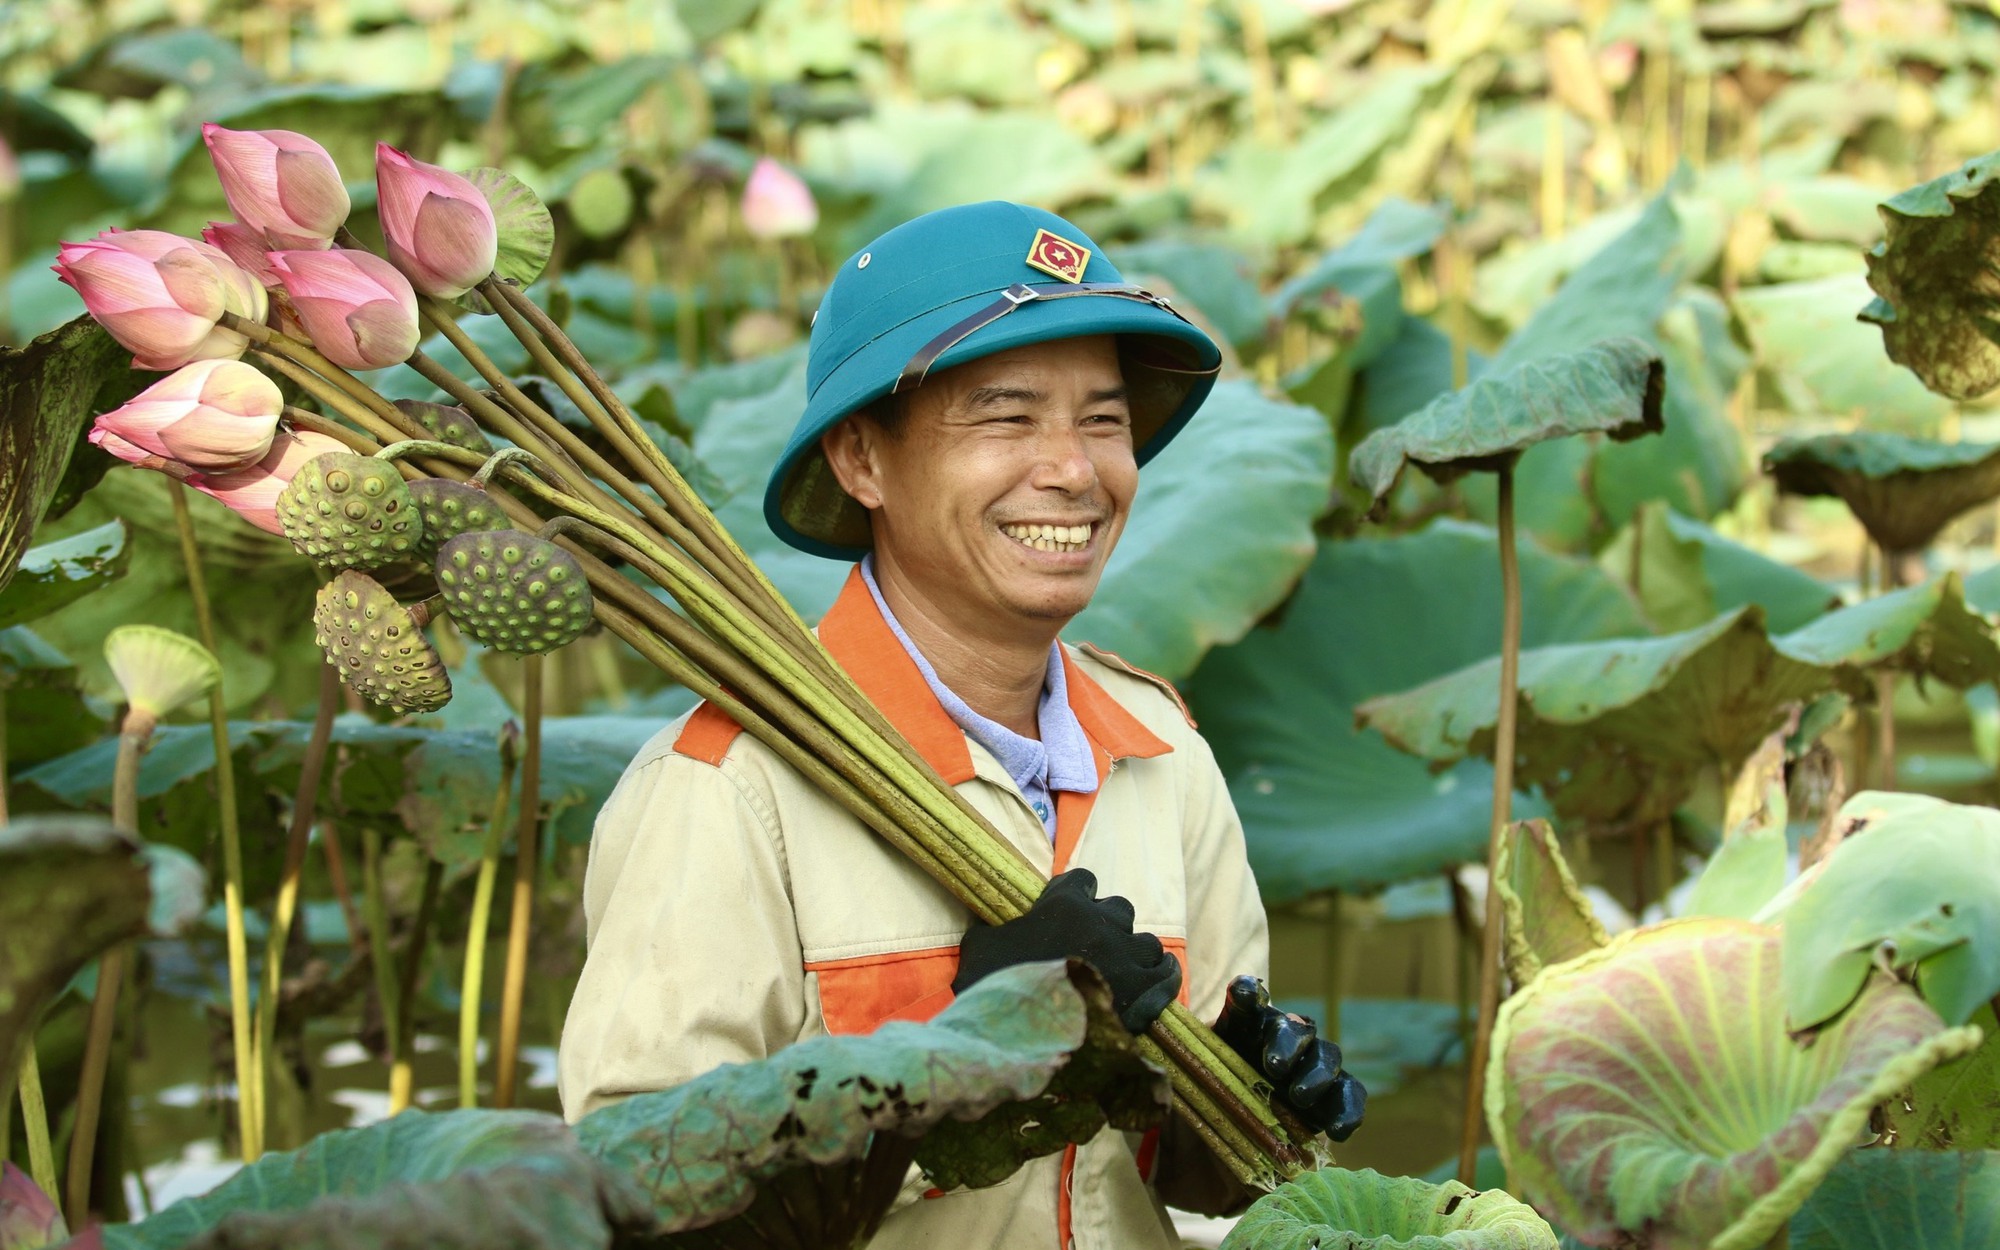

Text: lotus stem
xmin=280 ymin=406 xmax=382 ymax=456
xmin=320 ymin=820 xmax=364 ymax=969
xmin=222 ymin=312 xmax=414 ymax=436
xmin=389 ymin=857 xmax=445 ymax=1116
xmin=67 ymin=715 xmax=146 ymax=1224
xmin=471 ymin=447 xmax=543 ymax=490
xmin=460 ymin=724 xmax=520 ymax=1108
xmin=252 ymin=660 xmax=339 ymax=1150
xmin=16 ymin=1045 xmax=58 ymax=1205
xmin=372 ymin=438 xmax=473 ymax=465
xmin=360 ymin=827 xmax=400 ymax=1064
xmin=168 ymin=481 xmax=259 ymax=1162
xmin=1460 ymin=463 xmax=1522 ymax=1184
xmin=256 ymin=350 xmax=410 ymax=450
xmin=493 ymin=659 xmax=541 ymax=1108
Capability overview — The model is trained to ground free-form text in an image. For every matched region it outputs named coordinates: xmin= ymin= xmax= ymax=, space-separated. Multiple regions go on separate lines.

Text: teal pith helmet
xmin=763 ymin=200 xmax=1223 ymax=559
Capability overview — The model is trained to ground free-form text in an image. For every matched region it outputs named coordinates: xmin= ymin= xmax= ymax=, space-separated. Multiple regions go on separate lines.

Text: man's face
xmin=822 ymin=334 xmax=1136 ymax=633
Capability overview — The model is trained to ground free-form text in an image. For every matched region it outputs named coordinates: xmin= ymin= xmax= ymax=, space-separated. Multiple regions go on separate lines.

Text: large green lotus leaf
xmin=575 ymin=961 xmax=1166 ymax=1244
xmin=1350 ymin=338 xmax=1665 ymax=511
xmin=1495 ymin=819 xmax=1608 ymax=986
xmin=1357 ymin=607 xmax=1835 ymax=831
xmin=1488 ymin=918 xmax=1984 ymax=1250
xmin=1734 ymin=275 xmax=1956 ymax=431
xmin=98 ymin=1110 xmax=643 ymax=1250
xmin=1184 ymin=520 xmax=1650 ymax=902
xmin=0 ymin=815 xmax=204 ymax=1095
xmin=1778 ymin=791 xmax=2000 ymax=1029
xmin=1219 ymin=1167 xmax=1559 ymax=1250
xmin=1777 ymin=573 xmax=2000 ymax=694
xmin=0 ymin=317 xmax=131 ymax=595
xmin=0 ymin=520 xmax=129 ymax=630
xmin=1067 ymin=380 xmax=1334 ymax=681
xmin=1881 ymin=1007 xmax=2000 ymax=1151
xmin=1858 ymin=148 xmax=2000 ymax=401
xmin=1765 ymin=432 xmax=2000 ymax=553
xmin=1597 ymin=503 xmax=1839 ymax=634
xmin=1273 ymin=198 xmax=1448 ymax=376
xmin=1790 ymin=1147 xmax=2000 ymax=1249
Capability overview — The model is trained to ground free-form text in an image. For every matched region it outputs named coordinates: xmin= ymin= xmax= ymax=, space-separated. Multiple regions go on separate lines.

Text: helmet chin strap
xmin=892 ymin=282 xmax=1199 ymax=395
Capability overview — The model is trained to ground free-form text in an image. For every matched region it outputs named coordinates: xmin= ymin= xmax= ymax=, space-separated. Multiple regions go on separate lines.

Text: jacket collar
xmin=817 ymin=566 xmax=1172 ymax=786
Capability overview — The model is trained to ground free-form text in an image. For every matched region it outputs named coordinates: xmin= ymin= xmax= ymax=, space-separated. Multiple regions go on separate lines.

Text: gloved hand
xmin=1214 ymin=975 xmax=1366 ymax=1142
xmin=953 ymin=868 xmax=1183 ymax=1033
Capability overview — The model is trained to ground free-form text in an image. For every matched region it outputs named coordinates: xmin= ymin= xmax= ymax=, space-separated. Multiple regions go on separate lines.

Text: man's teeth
xmin=1002 ymin=523 xmax=1093 ymax=552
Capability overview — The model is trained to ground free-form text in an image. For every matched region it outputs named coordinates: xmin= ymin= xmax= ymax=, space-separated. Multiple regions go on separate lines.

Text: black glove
xmin=953 ymin=868 xmax=1183 ymax=1033
xmin=1214 ymin=975 xmax=1366 ymax=1142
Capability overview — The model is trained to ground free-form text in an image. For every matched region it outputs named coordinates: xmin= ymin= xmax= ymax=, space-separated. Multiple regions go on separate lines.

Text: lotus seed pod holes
xmin=408 ymin=478 xmax=511 ymax=558
xmin=312 ymin=570 xmax=452 ymax=712
xmin=433 ymin=528 xmax=594 ymax=654
xmin=278 ymin=452 xmax=426 ymax=571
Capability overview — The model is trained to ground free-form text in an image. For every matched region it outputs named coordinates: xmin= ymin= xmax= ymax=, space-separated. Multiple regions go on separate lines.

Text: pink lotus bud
xmin=267 ymin=249 xmax=421 ymax=370
xmin=742 ymin=158 xmax=817 ymax=239
xmin=374 ymin=144 xmax=497 ymax=298
xmin=53 ymin=229 xmax=268 ymax=370
xmin=90 ymin=427 xmax=157 ymax=465
xmin=1 ymin=1160 xmax=68 ymax=1249
xmin=202 ymin=124 xmax=350 ymax=251
xmin=91 ymin=358 xmax=282 ymax=471
xmin=191 ymin=428 xmax=348 ymax=534
xmin=202 ymin=221 xmax=279 ymax=285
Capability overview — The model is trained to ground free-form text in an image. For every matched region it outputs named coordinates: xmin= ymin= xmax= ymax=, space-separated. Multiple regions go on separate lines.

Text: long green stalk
xmin=389 ymin=858 xmax=445 ymax=1116
xmin=360 ymin=828 xmax=400 ymax=1065
xmin=1460 ymin=464 xmax=1522 ymax=1183
xmin=16 ymin=1045 xmax=57 ymax=1203
xmin=66 ymin=718 xmax=144 ymax=1225
xmin=251 ymin=660 xmax=340 ymax=1151
xmin=459 ymin=724 xmax=519 ymax=1108
xmin=167 ymin=482 xmax=258 ymax=1162
xmin=492 ymin=657 xmax=541 ymax=1108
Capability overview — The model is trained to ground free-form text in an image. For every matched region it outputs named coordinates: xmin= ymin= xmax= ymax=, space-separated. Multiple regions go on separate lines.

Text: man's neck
xmin=869 ymin=559 xmax=1057 ymax=739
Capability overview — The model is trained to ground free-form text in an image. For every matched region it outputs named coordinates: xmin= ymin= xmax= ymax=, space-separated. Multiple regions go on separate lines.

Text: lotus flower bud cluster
xmin=54 ymin=229 xmax=267 ymax=370
xmin=202 ymin=124 xmax=351 ymax=250
xmin=88 ymin=358 xmax=283 ymax=472
xmin=375 ymin=144 xmax=498 ymax=298
xmin=741 ymin=157 xmax=818 ymax=239
xmin=268 ymin=249 xmax=420 ymax=370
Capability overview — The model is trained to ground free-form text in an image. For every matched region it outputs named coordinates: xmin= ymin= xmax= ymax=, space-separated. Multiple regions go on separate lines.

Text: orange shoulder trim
xmin=1073 ymin=642 xmax=1197 ymax=729
xmin=672 ymin=701 xmax=744 ymax=766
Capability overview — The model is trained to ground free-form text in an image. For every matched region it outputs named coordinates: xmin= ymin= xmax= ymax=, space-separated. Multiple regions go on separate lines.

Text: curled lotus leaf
xmin=1219 ymin=1167 xmax=1559 ymax=1250
xmin=1777 ymin=791 xmax=2000 ymax=1030
xmin=1356 ymin=607 xmax=1834 ymax=833
xmin=1494 ymin=819 xmax=1607 ymax=986
xmin=0 ymin=815 xmax=204 ymax=1099
xmin=1763 ymin=432 xmax=2000 ymax=554
xmin=1349 ymin=336 xmax=1664 ymax=513
xmin=1791 ymin=1147 xmax=2000 ymax=1249
xmin=1859 ymin=148 xmax=2000 ymax=401
xmin=573 ymin=961 xmax=1166 ymax=1246
xmin=1684 ymin=733 xmax=1790 ymax=921
xmin=1775 ymin=572 xmax=2000 ymax=696
xmin=1487 ymin=917 xmax=1983 ymax=1250
xmin=96 ymin=1109 xmax=644 ymax=1250
xmin=465 ymin=167 xmax=555 ymax=290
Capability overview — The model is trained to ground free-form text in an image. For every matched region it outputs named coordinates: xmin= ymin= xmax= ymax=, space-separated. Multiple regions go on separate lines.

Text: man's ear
xmin=820 ymin=416 xmax=885 ymax=511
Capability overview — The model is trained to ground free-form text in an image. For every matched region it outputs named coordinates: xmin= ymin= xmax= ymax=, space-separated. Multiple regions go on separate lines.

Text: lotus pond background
xmin=8 ymin=0 xmax=2000 ymax=1244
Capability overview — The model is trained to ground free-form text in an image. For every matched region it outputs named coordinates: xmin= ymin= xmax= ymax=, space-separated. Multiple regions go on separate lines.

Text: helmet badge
xmin=1024 ymin=228 xmax=1091 ymax=283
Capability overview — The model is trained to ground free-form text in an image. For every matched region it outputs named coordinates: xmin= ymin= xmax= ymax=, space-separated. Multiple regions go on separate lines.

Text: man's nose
xmin=1031 ymin=423 xmax=1096 ymax=492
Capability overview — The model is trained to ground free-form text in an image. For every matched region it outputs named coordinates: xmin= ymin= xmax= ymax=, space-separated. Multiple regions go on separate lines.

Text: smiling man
xmin=559 ymin=202 xmax=1362 ymax=1248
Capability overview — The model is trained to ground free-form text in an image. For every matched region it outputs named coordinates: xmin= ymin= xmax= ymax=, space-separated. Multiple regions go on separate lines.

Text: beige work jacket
xmin=558 ymin=567 xmax=1270 ymax=1250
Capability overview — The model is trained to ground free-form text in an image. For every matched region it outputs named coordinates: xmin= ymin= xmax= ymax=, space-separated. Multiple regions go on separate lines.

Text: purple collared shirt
xmin=859 ymin=556 xmax=1099 ymax=840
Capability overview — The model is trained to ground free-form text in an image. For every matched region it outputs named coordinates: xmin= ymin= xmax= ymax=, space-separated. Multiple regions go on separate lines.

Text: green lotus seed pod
xmin=276 ymin=452 xmax=425 ymax=570
xmin=394 ymin=399 xmax=493 ymax=454
xmin=434 ymin=528 xmax=593 ymax=655
xmin=407 ymin=479 xmax=512 ymax=558
xmin=312 ymin=571 xmax=452 ymax=713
